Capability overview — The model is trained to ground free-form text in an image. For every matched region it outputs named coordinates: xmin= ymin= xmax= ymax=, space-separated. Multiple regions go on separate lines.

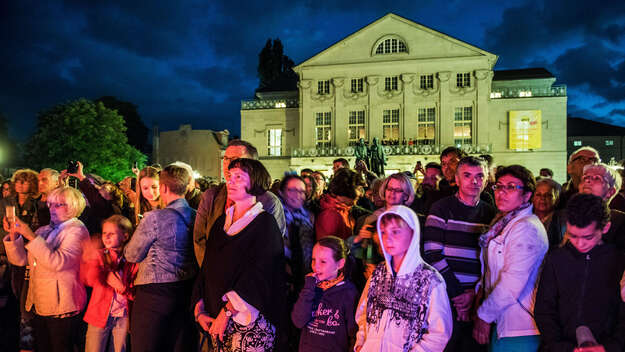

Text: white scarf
xmin=224 ymin=202 xmax=264 ymax=235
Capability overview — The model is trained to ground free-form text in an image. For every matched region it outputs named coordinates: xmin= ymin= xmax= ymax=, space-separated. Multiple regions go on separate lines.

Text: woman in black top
xmin=192 ymin=158 xmax=286 ymax=352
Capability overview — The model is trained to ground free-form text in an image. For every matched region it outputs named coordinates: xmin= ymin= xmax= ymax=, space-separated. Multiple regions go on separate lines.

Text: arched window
xmin=374 ymin=37 xmax=407 ymax=55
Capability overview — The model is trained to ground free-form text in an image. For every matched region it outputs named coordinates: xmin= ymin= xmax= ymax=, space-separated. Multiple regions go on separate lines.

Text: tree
xmin=0 ymin=112 xmax=18 ymax=168
xmin=25 ymin=99 xmax=146 ymax=181
xmin=256 ymin=38 xmax=298 ymax=92
xmin=95 ymin=96 xmax=149 ymax=154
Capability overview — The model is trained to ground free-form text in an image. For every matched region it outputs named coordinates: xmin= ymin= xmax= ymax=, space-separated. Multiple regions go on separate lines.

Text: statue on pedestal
xmin=354 ymin=138 xmax=369 ymax=169
xmin=369 ymin=137 xmax=386 ymax=177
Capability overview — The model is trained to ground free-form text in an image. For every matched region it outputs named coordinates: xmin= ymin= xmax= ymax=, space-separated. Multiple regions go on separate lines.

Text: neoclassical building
xmin=241 ymin=13 xmax=567 ymax=182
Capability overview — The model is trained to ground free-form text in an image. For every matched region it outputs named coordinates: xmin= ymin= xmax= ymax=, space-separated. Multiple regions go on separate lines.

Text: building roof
xmin=493 ymin=68 xmax=554 ymax=81
xmin=568 ymin=117 xmax=625 ymax=137
xmin=295 ymin=12 xmax=497 ymax=70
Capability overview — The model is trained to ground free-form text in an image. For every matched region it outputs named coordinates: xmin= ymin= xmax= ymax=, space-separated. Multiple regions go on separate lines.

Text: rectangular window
xmin=382 ymin=109 xmax=400 ymax=143
xmin=454 ymin=106 xmax=472 ymax=145
xmin=317 ymin=80 xmax=330 ymax=95
xmin=267 ymin=129 xmax=282 ymax=156
xmin=456 ymin=72 xmax=471 ymax=88
xmin=315 ymin=112 xmax=332 ymax=148
xmin=420 ymin=75 xmax=434 ymax=89
xmin=384 ymin=76 xmax=398 ymax=91
xmin=416 ymin=107 xmax=436 ymax=145
xmin=351 ymin=78 xmax=364 ymax=93
xmin=606 ymin=140 xmax=614 ymax=146
xmin=348 ymin=110 xmax=366 ymax=145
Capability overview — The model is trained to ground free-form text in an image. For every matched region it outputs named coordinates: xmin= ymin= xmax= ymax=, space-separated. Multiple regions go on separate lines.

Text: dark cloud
xmin=552 ymin=42 xmax=625 ymax=103
xmin=610 ymin=109 xmax=625 ymax=117
xmin=2 ymin=0 xmax=624 ymax=142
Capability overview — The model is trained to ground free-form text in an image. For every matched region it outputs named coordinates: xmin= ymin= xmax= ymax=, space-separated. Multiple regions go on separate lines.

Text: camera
xmin=67 ymin=160 xmax=79 ymax=173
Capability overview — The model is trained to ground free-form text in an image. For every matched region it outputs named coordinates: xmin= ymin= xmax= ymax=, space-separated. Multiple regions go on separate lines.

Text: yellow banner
xmin=509 ymin=110 xmax=541 ymax=150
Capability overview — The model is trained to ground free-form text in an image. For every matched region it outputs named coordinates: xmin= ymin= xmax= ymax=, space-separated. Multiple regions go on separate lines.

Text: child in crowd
xmin=291 ymin=236 xmax=359 ymax=352
xmin=82 ymin=215 xmax=137 ymax=352
xmin=354 ymin=205 xmax=452 ymax=352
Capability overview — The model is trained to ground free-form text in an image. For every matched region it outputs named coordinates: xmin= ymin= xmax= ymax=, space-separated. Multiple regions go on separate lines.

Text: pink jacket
xmin=81 ymin=249 xmax=137 ymax=328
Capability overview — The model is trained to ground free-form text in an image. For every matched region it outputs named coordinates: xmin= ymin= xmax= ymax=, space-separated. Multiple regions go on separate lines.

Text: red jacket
xmin=81 ymin=249 xmax=137 ymax=328
xmin=315 ymin=194 xmax=355 ymax=240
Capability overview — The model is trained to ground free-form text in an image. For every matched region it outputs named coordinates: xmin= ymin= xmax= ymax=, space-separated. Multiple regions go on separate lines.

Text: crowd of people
xmin=0 ymin=139 xmax=624 ymax=352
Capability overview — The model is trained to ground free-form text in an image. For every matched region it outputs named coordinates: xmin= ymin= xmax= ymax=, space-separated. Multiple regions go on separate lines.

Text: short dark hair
xmin=333 ymin=158 xmax=349 ymax=168
xmin=227 ymin=139 xmax=259 ymax=160
xmin=160 ymin=165 xmax=189 ymax=196
xmin=300 ymin=168 xmax=314 ymax=175
xmin=440 ymin=146 xmax=467 ymax=160
xmin=479 ymin=154 xmax=494 ymax=167
xmin=566 ymin=193 xmax=610 ymax=229
xmin=328 ymin=168 xmax=365 ymax=199
xmin=424 ymin=162 xmax=441 ymax=172
xmin=457 ymin=156 xmax=488 ymax=172
xmin=540 ymin=168 xmax=554 ymax=177
xmin=228 ymin=158 xmax=271 ymax=196
xmin=495 ymin=165 xmax=536 ymax=194
xmin=279 ymin=174 xmax=306 ymax=193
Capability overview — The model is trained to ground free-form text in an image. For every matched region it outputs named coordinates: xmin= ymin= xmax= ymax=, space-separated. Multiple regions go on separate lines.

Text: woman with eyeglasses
xmin=472 ymin=165 xmax=548 ymax=351
xmin=277 ymin=174 xmax=315 ymax=350
xmin=3 ymin=187 xmax=89 ymax=352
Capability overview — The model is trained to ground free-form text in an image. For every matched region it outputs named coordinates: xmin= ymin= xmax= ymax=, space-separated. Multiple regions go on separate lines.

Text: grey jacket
xmin=125 ymin=198 xmax=197 ymax=285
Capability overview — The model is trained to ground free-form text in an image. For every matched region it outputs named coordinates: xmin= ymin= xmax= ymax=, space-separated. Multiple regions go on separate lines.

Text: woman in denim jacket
xmin=124 ymin=164 xmax=197 ymax=352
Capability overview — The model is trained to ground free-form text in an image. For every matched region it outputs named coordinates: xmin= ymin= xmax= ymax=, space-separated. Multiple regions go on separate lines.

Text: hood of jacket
xmin=375 ymin=205 xmax=423 ymax=276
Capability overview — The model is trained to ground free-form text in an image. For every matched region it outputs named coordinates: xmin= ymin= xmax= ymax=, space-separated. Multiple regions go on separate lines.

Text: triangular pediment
xmin=295 ymin=13 xmax=496 ymax=69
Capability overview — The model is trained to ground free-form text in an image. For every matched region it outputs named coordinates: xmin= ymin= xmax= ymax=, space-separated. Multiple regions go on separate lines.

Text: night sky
xmin=1 ymin=0 xmax=624 ymax=141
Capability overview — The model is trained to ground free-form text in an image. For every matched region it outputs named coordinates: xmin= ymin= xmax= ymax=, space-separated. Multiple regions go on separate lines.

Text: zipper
xmin=577 ymin=254 xmax=591 ymax=323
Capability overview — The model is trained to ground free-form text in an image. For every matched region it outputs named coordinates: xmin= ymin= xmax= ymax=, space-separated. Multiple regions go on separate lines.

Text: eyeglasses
xmin=492 ymin=184 xmax=524 ymax=193
xmin=582 ymin=174 xmax=606 ymax=184
xmin=286 ymin=188 xmax=306 ymax=195
xmin=385 ymin=187 xmax=405 ymax=194
xmin=572 ymin=155 xmax=599 ymax=164
xmin=47 ymin=202 xmax=68 ymax=209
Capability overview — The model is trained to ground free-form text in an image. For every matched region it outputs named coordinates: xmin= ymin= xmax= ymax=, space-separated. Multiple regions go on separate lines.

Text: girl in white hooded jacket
xmin=354 ymin=205 xmax=452 ymax=352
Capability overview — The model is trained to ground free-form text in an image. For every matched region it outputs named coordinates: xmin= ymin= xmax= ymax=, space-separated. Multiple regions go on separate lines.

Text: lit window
xmin=315 ymin=112 xmax=332 ymax=148
xmin=454 ymin=106 xmax=472 ymax=145
xmin=348 ymin=111 xmax=366 ymax=145
xmin=519 ymin=91 xmax=533 ymax=97
xmin=274 ymin=102 xmax=286 ymax=108
xmin=375 ymin=38 xmax=407 ymax=54
xmin=317 ymin=80 xmax=330 ymax=95
xmin=385 ymin=76 xmax=398 ymax=91
xmin=416 ymin=108 xmax=436 ymax=145
xmin=573 ymin=140 xmax=582 ymax=146
xmin=382 ymin=109 xmax=400 ymax=143
xmin=606 ymin=140 xmax=614 ymax=146
xmin=490 ymin=92 xmax=502 ymax=98
xmin=420 ymin=75 xmax=434 ymax=89
xmin=456 ymin=72 xmax=471 ymax=88
xmin=351 ymin=78 xmax=364 ymax=93
xmin=267 ymin=129 xmax=282 ymax=156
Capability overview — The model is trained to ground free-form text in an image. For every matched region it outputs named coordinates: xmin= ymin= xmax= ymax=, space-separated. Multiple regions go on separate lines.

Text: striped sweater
xmin=423 ymin=195 xmax=496 ymax=298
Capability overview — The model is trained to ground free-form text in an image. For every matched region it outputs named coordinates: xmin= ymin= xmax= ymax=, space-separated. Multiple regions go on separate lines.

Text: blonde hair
xmin=47 ymin=187 xmax=86 ymax=218
xmin=379 ymin=173 xmax=415 ymax=206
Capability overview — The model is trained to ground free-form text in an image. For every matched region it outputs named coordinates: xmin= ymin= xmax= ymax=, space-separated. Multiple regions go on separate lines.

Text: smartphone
xmin=67 ymin=160 xmax=78 ymax=173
